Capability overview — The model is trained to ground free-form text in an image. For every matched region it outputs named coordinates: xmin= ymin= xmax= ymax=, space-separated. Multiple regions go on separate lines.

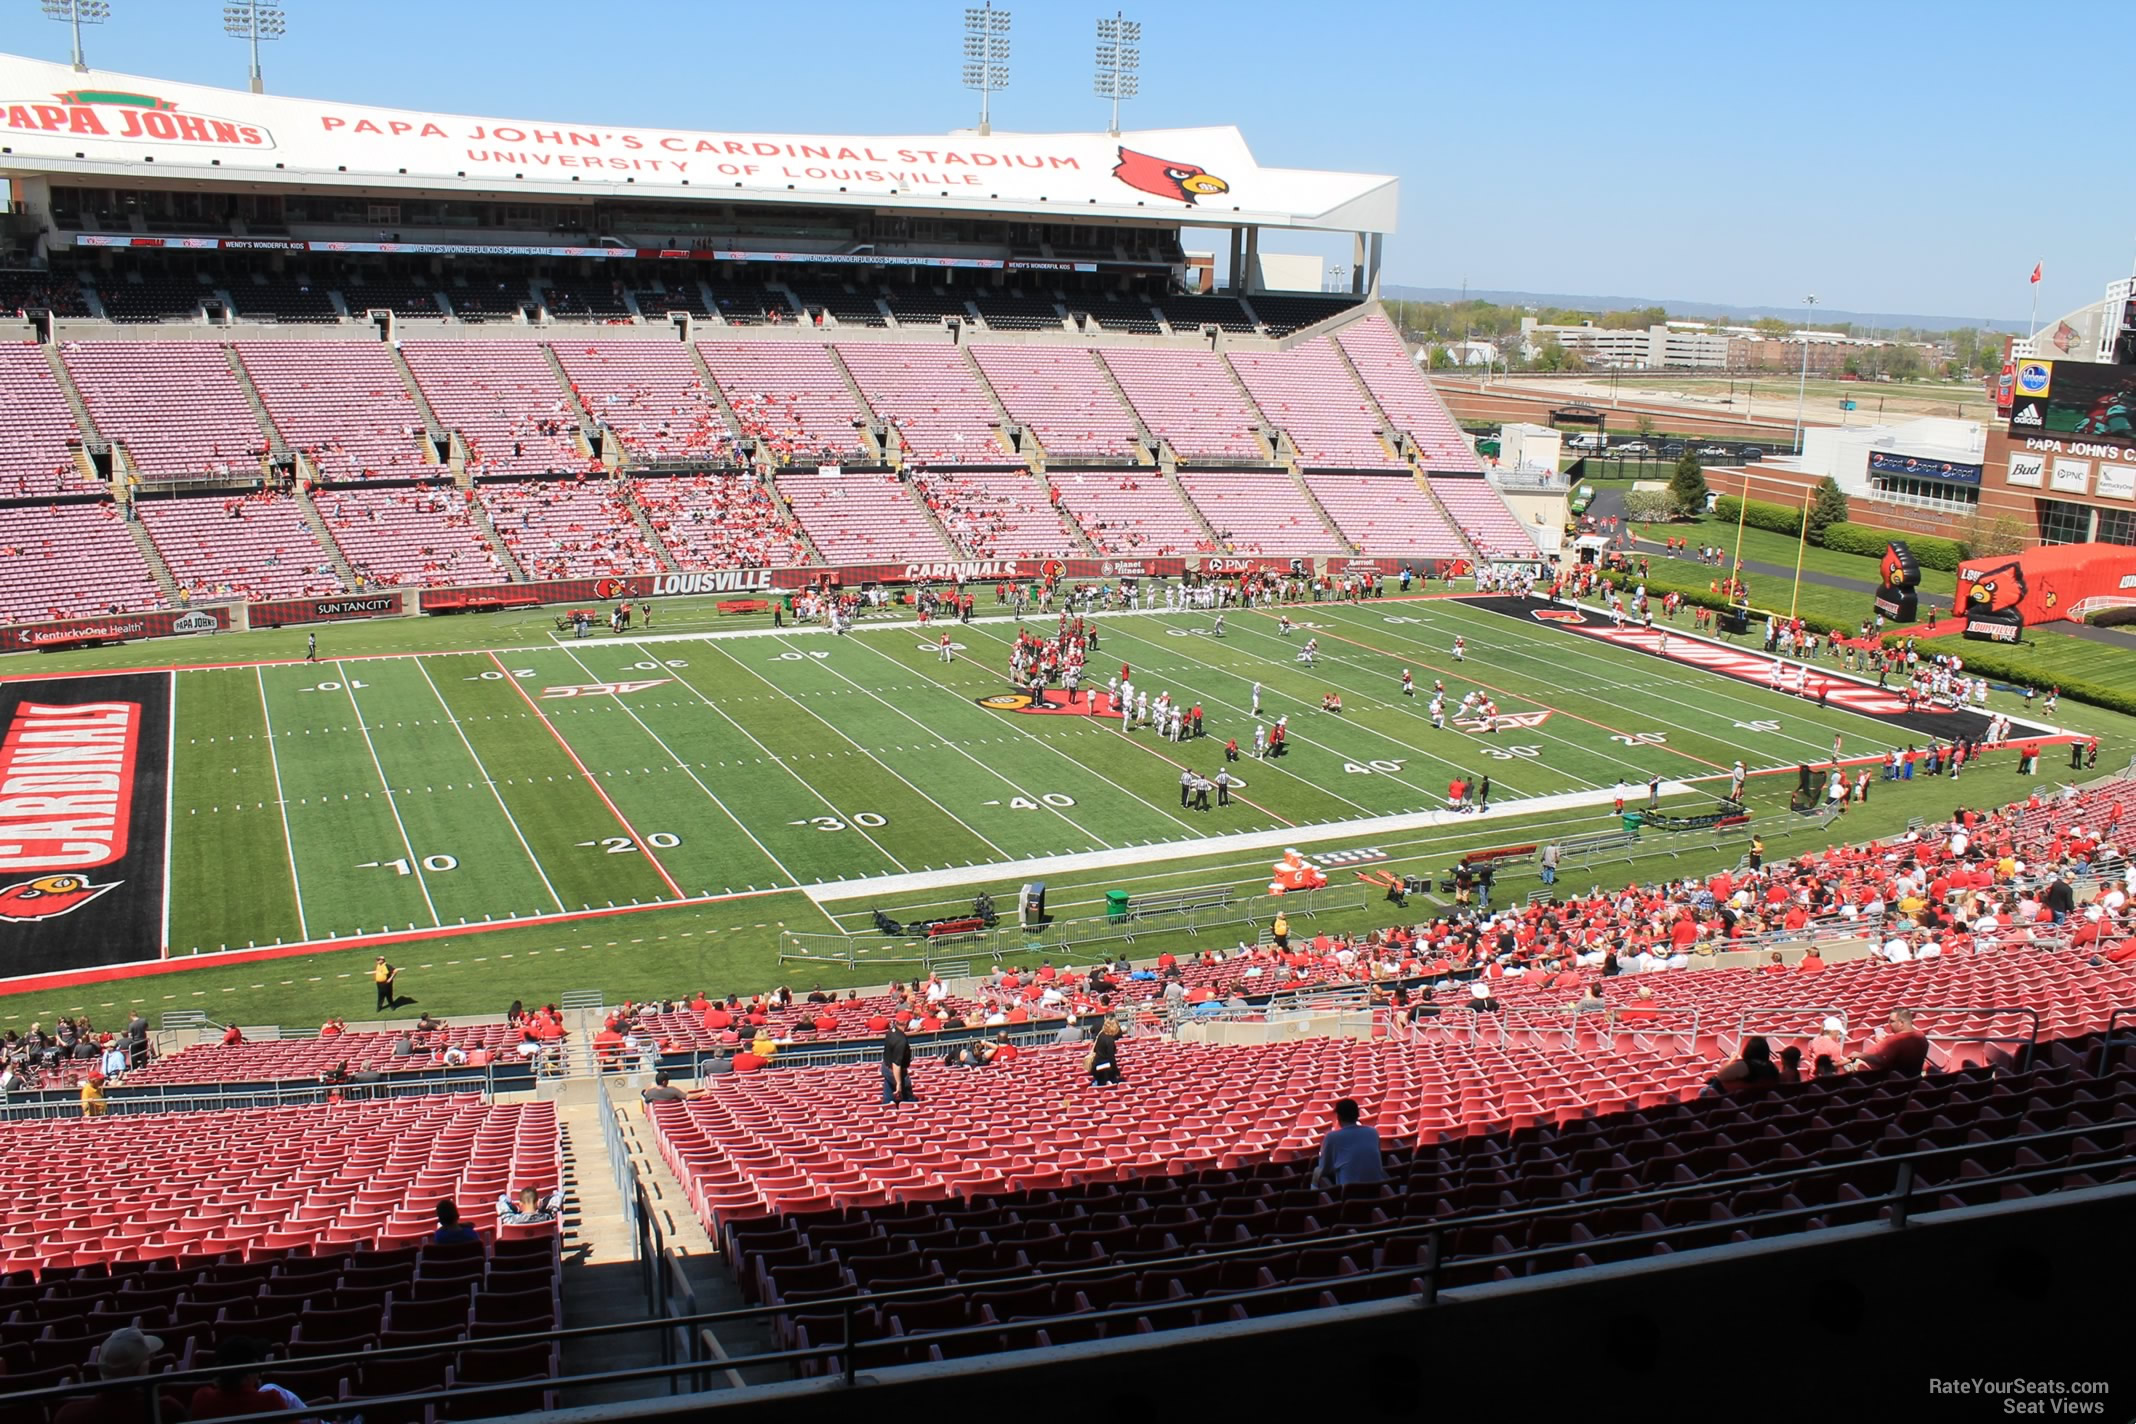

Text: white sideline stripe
xmin=159 ymin=668 xmax=176 ymax=958
xmin=412 ymin=657 xmax=567 ymax=914
xmin=254 ymin=666 xmax=308 ymax=941
xmin=804 ymin=780 xmax=1689 ymax=904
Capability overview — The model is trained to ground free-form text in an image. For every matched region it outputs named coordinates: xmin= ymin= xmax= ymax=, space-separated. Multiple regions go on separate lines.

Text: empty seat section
xmin=910 ymin=470 xmax=1078 ymax=559
xmin=1306 ymin=474 xmax=1465 ymax=559
xmin=632 ymin=472 xmax=812 ymax=570
xmin=0 ymin=1097 xmax=559 ymax=1275
xmin=138 ymin=492 xmax=340 ymax=601
xmin=399 ymin=343 xmax=589 ymax=478
xmin=62 ymin=343 xmax=267 ymax=480
xmin=1100 ymin=350 xmax=1262 ymax=461
xmin=0 ymin=343 xmax=93 ymax=497
xmin=1177 ymin=470 xmax=1338 ymax=556
xmin=313 ymin=485 xmax=505 ymax=587
xmin=774 ymin=470 xmax=953 ymax=562
xmin=699 ymin=343 xmax=869 ymax=463
xmin=972 ymin=348 xmax=1141 ymax=460
xmin=238 ymin=342 xmax=430 ymax=483
xmin=1335 ymin=316 xmax=1483 ymax=471
xmin=836 ymin=345 xmax=1000 ymax=466
xmin=1227 ymin=339 xmax=1402 ymax=471
xmin=479 ymin=477 xmax=660 ymax=578
xmin=1048 ymin=470 xmax=1207 ymax=557
xmin=551 ymin=342 xmax=734 ymax=466
xmin=0 ymin=502 xmax=164 ymax=620
xmin=1430 ymin=476 xmax=1538 ymax=559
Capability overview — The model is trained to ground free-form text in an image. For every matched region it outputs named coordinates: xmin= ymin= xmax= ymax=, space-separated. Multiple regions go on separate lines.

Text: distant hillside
xmin=1382 ymin=286 xmax=2024 ymax=335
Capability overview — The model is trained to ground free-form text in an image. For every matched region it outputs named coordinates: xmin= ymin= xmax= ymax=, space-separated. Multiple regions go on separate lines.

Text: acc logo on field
xmin=976 ymin=693 xmax=1034 ymax=712
xmin=2015 ymin=360 xmax=2052 ymax=396
xmin=1532 ymin=609 xmax=1586 ymax=624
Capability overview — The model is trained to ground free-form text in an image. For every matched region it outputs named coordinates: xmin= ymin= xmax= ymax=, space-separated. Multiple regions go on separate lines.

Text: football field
xmin=131 ymin=593 xmax=2046 ymax=959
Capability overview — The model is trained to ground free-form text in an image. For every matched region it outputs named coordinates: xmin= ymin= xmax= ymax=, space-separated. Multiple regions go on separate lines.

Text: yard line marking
xmin=413 ymin=658 xmax=565 ymax=915
xmin=336 ymin=662 xmax=441 ymax=927
xmin=554 ymin=644 xmax=902 ymax=876
xmin=648 ymin=641 xmax=1014 ymax=861
xmin=833 ymin=632 xmax=1195 ymax=838
xmin=253 ymin=667 xmax=308 ymax=941
xmin=159 ymin=669 xmax=176 ymax=960
xmin=486 ymin=651 xmax=687 ymax=899
xmin=1397 ymin=600 xmax=1874 ymax=763
xmin=1057 ymin=620 xmax=1470 ymax=808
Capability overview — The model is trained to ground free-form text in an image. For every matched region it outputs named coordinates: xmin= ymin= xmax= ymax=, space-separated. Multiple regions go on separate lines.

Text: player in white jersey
xmin=1428 ymin=693 xmax=1446 ymax=729
xmin=1253 ymin=723 xmax=1268 ymax=759
xmin=1769 ymin=660 xmax=1785 ymax=690
xmin=1299 ymin=638 xmax=1318 ymax=667
xmin=1212 ymin=612 xmax=1225 ymax=638
xmin=1251 ymin=682 xmax=1263 ymax=718
xmin=1135 ymin=690 xmax=1149 ymax=727
xmin=1729 ymin=760 xmax=1746 ymax=801
xmin=939 ymin=632 xmax=954 ymax=663
xmin=1278 ymin=614 xmax=1295 ymax=636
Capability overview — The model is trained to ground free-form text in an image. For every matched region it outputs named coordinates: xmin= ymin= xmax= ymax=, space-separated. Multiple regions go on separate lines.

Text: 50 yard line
xmin=253 ymin=666 xmax=308 ymax=942
xmin=335 ymin=661 xmax=441 ymax=928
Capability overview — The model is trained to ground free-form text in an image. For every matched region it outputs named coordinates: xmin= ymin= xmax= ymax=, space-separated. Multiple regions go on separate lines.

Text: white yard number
xmin=1487 ymin=744 xmax=1542 ymax=761
xmin=585 ymin=833 xmax=681 ymax=854
xmin=1610 ymin=732 xmax=1669 ymax=747
xmin=475 ymin=669 xmax=536 ymax=680
xmin=1344 ymin=759 xmax=1407 ymax=775
xmin=1382 ymin=615 xmax=1422 ymax=625
xmin=363 ymin=854 xmax=458 ymax=875
xmin=774 ymin=651 xmax=831 ymax=662
xmin=630 ymin=660 xmax=689 ymax=670
xmin=1007 ymin=793 xmax=1077 ymax=811
xmin=792 ymin=813 xmax=887 ymax=831
xmin=307 ymin=680 xmax=367 ymax=692
xmin=1733 ymin=719 xmax=1780 ymax=733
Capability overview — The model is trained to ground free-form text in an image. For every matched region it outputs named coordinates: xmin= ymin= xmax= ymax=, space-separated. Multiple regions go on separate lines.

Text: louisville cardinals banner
xmin=1874 ymin=541 xmax=1922 ymax=624
xmin=249 ymin=592 xmax=407 ymax=628
xmin=0 ymin=673 xmax=171 ymax=976
xmin=0 ymin=606 xmax=230 ymax=653
xmin=1956 ymin=541 xmax=2136 ymax=641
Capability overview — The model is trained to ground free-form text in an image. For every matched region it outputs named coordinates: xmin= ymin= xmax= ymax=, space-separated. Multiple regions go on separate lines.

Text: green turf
xmin=5 ymin=592 xmax=2127 ymax=1033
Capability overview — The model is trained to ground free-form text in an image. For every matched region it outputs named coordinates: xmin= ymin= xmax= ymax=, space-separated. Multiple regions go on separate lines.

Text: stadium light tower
xmin=42 ymin=0 xmax=109 ymax=74
xmin=1793 ymin=293 xmax=1818 ymax=455
xmin=962 ymin=2 xmax=1010 ymax=136
xmin=1093 ymin=11 xmax=1140 ymax=138
xmin=223 ymin=0 xmax=286 ymax=95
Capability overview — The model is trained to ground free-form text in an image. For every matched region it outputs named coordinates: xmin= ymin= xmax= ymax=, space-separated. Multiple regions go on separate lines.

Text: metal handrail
xmin=10 ymin=1101 xmax=2132 ymax=1421
xmin=0 ymin=1070 xmax=495 ymax=1120
xmin=2098 ymin=1008 xmax=2136 ymax=1077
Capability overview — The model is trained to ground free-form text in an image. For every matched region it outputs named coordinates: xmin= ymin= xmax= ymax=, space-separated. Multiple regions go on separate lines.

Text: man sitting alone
xmin=1311 ymin=1097 xmax=1388 ymax=1188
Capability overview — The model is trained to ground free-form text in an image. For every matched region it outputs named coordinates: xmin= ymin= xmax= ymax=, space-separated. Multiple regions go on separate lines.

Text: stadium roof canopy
xmin=0 ymin=52 xmax=1398 ymax=237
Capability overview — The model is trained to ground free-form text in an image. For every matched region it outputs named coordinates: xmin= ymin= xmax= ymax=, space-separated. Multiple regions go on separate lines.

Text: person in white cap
xmin=1808 ymin=1017 xmax=1847 ymax=1068
xmin=53 ymin=1326 xmax=181 ymax=1424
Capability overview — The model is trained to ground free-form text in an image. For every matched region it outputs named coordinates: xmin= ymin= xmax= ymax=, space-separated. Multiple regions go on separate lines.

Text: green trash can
xmin=1621 ymin=811 xmax=1644 ymax=833
xmin=1105 ymin=889 xmax=1131 ymax=923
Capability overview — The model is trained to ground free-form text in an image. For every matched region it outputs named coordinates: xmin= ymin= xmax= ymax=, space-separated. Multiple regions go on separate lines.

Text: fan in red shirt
xmin=1849 ymin=1009 xmax=1930 ymax=1078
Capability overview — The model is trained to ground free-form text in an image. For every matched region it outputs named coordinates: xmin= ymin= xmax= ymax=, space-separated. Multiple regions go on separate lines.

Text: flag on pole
xmin=2030 ymin=262 xmax=2043 ymax=285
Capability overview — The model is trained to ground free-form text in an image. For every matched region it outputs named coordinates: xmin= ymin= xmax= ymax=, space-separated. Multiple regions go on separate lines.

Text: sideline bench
xmin=431 ymin=592 xmax=544 ymax=615
xmin=1554 ymin=828 xmax=1643 ymax=865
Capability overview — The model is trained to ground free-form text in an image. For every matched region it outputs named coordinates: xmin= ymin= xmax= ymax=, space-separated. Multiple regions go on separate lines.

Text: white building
xmin=1794 ymin=417 xmax=1989 ymax=516
xmin=1517 ymin=318 xmax=1738 ymax=370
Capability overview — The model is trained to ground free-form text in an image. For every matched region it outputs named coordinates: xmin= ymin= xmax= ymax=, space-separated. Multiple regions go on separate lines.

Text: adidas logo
xmin=2012 ymin=405 xmax=2043 ymax=427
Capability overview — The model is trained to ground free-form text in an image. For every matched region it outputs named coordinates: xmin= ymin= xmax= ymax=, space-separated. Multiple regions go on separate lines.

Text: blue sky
xmin=7 ymin=0 xmax=2129 ymax=322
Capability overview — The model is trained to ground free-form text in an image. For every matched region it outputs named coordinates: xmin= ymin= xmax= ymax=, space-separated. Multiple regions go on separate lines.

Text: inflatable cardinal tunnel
xmin=1955 ymin=542 xmax=2136 ymax=642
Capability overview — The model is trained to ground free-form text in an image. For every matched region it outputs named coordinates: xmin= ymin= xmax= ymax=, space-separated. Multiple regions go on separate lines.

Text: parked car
xmin=1611 ymin=441 xmax=1654 ymax=457
xmin=1566 ymin=433 xmax=1604 ymax=451
xmin=1696 ymin=445 xmax=1732 ymax=457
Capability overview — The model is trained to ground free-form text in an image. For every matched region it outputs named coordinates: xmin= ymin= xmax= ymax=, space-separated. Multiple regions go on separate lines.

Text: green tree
xmin=1635 ymin=414 xmax=1657 ymax=437
xmin=1752 ymin=316 xmax=1791 ymax=338
xmin=1805 ymin=476 xmax=1849 ymax=544
xmin=1427 ymin=345 xmax=1456 ymax=371
xmin=1621 ymin=489 xmax=1674 ymax=523
xmin=1667 ymin=454 xmax=1709 ymax=516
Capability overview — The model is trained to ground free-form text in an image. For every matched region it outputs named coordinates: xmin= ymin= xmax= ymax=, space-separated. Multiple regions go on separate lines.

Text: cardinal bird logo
xmin=1113 ymin=147 xmax=1229 ymax=205
xmin=594 ymin=578 xmax=624 ymax=600
xmin=2040 ymin=578 xmax=2059 ymax=613
xmin=1879 ymin=542 xmax=1921 ymax=590
xmin=1963 ymin=561 xmax=2028 ymax=615
xmin=0 ymin=874 xmax=119 ymax=923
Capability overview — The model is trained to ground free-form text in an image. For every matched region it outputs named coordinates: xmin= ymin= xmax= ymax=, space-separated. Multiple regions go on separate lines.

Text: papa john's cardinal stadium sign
xmin=0 ymin=52 xmax=1396 ymax=233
